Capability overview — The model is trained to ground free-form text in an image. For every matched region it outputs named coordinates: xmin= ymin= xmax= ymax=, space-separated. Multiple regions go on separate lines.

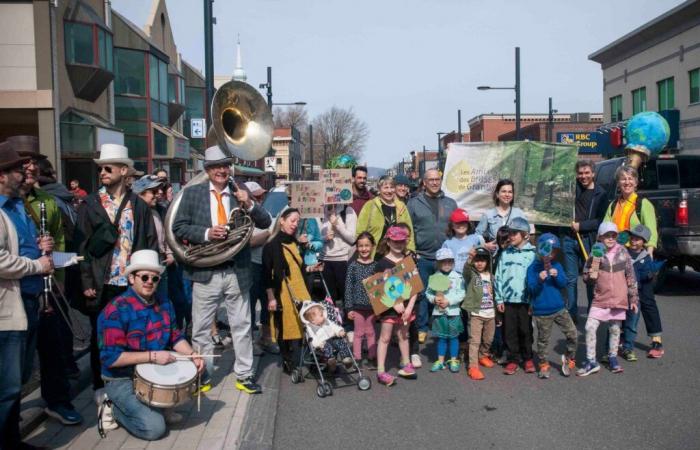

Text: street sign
xmin=191 ymin=119 xmax=206 ymax=138
xmin=264 ymin=157 xmax=277 ymax=172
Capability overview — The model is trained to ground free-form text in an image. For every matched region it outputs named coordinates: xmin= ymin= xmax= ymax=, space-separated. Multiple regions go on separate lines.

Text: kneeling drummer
xmin=97 ymin=250 xmax=204 ymax=440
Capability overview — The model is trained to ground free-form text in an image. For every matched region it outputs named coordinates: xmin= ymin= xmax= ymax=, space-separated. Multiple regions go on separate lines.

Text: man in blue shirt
xmin=0 ymin=141 xmax=54 ymax=450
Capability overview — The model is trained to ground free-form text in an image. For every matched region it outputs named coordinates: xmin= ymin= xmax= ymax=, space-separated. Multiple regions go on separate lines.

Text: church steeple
xmin=232 ymin=35 xmax=247 ymax=82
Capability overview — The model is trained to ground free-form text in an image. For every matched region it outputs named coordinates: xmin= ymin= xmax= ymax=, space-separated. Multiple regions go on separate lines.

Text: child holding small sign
xmin=425 ymin=248 xmax=465 ymax=373
xmin=373 ymin=226 xmax=418 ymax=387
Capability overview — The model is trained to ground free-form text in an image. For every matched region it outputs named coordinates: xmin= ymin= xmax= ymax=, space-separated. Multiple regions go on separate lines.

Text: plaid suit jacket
xmin=172 ymin=182 xmax=271 ymax=283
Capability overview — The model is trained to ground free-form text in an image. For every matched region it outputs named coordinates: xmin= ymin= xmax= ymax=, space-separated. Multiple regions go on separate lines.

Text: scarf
xmin=268 ymin=231 xmax=299 ymax=287
xmin=612 ymin=192 xmax=637 ymax=232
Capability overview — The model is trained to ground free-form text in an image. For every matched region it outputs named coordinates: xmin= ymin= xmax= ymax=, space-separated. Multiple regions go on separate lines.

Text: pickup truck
xmin=595 ymin=154 xmax=700 ymax=289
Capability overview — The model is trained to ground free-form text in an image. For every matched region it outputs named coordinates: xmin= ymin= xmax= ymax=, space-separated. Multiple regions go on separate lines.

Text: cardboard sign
xmin=363 ymin=256 xmax=424 ymax=316
xmin=289 ymin=181 xmax=324 ymax=218
xmin=320 ymin=169 xmax=353 ymax=205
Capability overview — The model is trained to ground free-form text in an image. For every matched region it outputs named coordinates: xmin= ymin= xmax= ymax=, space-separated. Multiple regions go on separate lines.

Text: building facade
xmin=589 ymin=0 xmax=700 ymax=152
xmin=467 ymin=113 xmax=603 ymax=142
xmin=272 ymin=127 xmax=303 ymax=184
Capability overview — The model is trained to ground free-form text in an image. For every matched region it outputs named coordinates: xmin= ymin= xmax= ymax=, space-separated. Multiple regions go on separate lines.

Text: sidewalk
xmin=24 ymin=347 xmax=265 ymax=450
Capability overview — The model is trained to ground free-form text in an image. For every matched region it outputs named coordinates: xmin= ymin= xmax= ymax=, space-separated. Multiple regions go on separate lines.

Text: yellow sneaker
xmin=418 ymin=331 xmax=428 ymax=344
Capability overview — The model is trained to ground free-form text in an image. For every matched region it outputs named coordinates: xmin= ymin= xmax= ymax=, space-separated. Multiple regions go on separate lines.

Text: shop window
xmin=125 ymin=135 xmax=148 ymax=158
xmin=133 ymin=160 xmax=148 ymax=174
xmin=691 ymin=68 xmax=700 ymax=104
xmin=168 ymin=74 xmax=186 ymax=104
xmin=657 ymin=78 xmax=674 ymax=110
xmin=609 ymin=95 xmax=623 ymax=122
xmin=632 ymin=87 xmax=647 ymax=114
xmin=61 ymin=122 xmax=94 ymax=153
xmin=115 ymin=49 xmax=146 ymax=96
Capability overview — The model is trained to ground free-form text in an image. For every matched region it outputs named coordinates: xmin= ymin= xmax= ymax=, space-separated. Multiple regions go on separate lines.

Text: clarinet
xmin=39 ymin=201 xmax=52 ymax=313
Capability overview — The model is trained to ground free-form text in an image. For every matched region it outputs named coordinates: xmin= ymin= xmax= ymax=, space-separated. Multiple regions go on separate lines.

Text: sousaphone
xmin=164 ymin=80 xmax=273 ymax=267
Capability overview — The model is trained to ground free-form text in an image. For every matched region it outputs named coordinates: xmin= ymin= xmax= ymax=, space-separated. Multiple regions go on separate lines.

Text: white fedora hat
xmin=203 ymin=145 xmax=234 ymax=168
xmin=125 ymin=250 xmax=165 ymax=276
xmin=94 ymin=143 xmax=134 ymax=167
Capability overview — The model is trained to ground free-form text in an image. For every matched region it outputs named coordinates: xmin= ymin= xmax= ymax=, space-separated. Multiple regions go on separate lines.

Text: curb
xmin=237 ymin=352 xmax=282 ymax=449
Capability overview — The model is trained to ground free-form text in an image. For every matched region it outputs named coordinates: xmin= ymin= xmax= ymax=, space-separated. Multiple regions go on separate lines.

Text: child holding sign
xmin=425 ymin=248 xmax=465 ymax=373
xmin=373 ymin=226 xmax=418 ymax=386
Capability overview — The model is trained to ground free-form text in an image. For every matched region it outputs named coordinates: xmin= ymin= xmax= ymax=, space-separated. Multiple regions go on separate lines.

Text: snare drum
xmin=134 ymin=354 xmax=197 ymax=408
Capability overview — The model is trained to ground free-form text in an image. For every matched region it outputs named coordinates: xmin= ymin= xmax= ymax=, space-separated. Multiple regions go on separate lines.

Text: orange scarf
xmin=611 ymin=192 xmax=637 ymax=232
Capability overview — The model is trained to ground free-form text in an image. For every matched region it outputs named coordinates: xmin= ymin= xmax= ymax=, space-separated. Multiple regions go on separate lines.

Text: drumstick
xmin=175 ymin=354 xmax=221 ymax=360
xmin=195 ymin=345 xmax=201 ymax=413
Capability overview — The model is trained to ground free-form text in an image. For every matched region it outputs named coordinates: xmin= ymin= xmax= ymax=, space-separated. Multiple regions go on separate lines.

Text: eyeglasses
xmin=23 ymin=159 xmax=38 ymax=168
xmin=425 ymin=178 xmax=441 ymax=183
xmin=137 ymin=274 xmax=160 ymax=283
xmin=100 ymin=166 xmax=113 ymax=174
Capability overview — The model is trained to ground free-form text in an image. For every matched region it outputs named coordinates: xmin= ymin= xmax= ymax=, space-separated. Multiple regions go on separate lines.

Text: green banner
xmin=442 ymin=141 xmax=579 ymax=227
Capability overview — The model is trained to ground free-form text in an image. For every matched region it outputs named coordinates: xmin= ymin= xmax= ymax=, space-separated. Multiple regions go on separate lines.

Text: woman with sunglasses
xmin=96 ymin=250 xmax=204 ymax=440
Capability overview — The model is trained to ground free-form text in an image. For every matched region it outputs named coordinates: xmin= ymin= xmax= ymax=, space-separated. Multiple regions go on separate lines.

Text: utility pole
xmin=203 ymin=0 xmax=215 ymax=127
xmin=458 ymin=109 xmax=462 ymax=142
xmin=515 ymin=46 xmax=521 ymax=140
xmin=308 ymin=124 xmax=314 ymax=180
xmin=548 ymin=97 xmax=553 ymax=142
xmin=422 ymin=145 xmax=427 ymax=178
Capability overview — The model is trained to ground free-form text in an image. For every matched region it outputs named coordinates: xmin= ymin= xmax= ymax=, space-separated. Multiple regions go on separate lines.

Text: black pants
xmin=38 ymin=298 xmax=73 ymax=408
xmin=89 ymin=285 xmax=127 ymax=390
xmin=503 ymin=303 xmax=533 ymax=362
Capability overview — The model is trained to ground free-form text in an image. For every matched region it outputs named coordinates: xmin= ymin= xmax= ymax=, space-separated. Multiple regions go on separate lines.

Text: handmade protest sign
xmin=289 ymin=181 xmax=324 ymax=218
xmin=320 ymin=169 xmax=353 ymax=205
xmin=363 ymin=256 xmax=424 ymax=316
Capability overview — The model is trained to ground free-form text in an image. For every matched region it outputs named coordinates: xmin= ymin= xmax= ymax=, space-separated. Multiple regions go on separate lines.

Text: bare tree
xmin=311 ymin=106 xmax=368 ymax=165
xmin=272 ymin=105 xmax=308 ymax=129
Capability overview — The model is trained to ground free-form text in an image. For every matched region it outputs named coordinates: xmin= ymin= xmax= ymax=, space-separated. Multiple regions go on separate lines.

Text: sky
xmin=112 ymin=0 xmax=685 ymax=168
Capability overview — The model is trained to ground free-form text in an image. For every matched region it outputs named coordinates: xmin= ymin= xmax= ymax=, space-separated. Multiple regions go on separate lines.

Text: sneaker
xmin=447 ymin=358 xmax=461 ymax=373
xmin=97 ymin=398 xmax=118 ymax=436
xmin=411 ymin=354 xmax=423 ymax=368
xmin=164 ymin=410 xmax=183 ymax=425
xmin=364 ymin=358 xmax=377 ymax=370
xmin=503 ymin=362 xmax=519 ymax=375
xmin=478 ymin=356 xmax=495 ymax=368
xmin=211 ymin=334 xmax=224 ymax=348
xmin=561 ymin=354 xmax=575 ymax=377
xmin=235 ymin=377 xmax=262 ymax=394
xmin=648 ymin=341 xmax=664 ymax=359
xmin=608 ymin=355 xmax=624 ymax=373
xmin=576 ymin=360 xmax=600 ymax=377
xmin=523 ymin=359 xmax=536 ymax=373
xmin=537 ymin=362 xmax=550 ymax=379
xmin=468 ymin=366 xmax=485 ymax=380
xmin=496 ymin=352 xmax=508 ymax=365
xmin=221 ymin=336 xmax=233 ymax=347
xmin=418 ymin=331 xmax=428 ymax=344
xmin=45 ymin=405 xmax=83 ymax=425
xmin=398 ymin=363 xmax=417 ymax=379
xmin=261 ymin=341 xmax=280 ymax=355
xmin=430 ymin=361 xmax=446 ymax=372
xmin=377 ymin=372 xmax=396 ymax=386
xmin=621 ymin=348 xmax=638 ymax=362
xmin=326 ymin=358 xmax=337 ymax=373
xmin=600 ymin=353 xmax=609 ymax=364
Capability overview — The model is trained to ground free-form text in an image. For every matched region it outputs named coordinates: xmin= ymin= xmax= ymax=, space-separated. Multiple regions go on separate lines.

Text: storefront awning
xmin=60 ymin=108 xmax=124 ymax=156
xmin=152 ymin=122 xmax=190 ymax=159
xmin=234 ymin=164 xmax=265 ymax=177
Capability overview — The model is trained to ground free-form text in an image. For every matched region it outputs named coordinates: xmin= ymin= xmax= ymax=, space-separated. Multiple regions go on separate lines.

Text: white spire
xmin=232 ymin=35 xmax=247 ymax=82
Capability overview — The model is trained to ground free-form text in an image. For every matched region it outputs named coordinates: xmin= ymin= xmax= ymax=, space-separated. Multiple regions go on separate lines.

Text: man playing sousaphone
xmin=96 ymin=250 xmax=204 ymax=441
xmin=172 ymin=146 xmax=272 ymax=394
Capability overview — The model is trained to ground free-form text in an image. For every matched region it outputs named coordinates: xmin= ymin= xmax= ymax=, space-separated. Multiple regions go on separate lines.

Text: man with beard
xmin=350 ymin=165 xmax=373 ymax=214
xmin=7 ymin=136 xmax=83 ymax=427
xmin=75 ymin=144 xmax=157 ymax=398
xmin=0 ymin=141 xmax=54 ymax=450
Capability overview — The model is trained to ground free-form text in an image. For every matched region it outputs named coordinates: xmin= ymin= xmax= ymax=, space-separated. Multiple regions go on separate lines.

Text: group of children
xmin=309 ymin=207 xmax=662 ymax=387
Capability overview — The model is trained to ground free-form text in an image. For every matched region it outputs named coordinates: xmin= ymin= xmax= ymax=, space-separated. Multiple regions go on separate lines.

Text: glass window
xmin=154 ymin=129 xmax=168 ymax=156
xmin=657 ymin=78 xmax=674 ymax=110
xmin=64 ymin=22 xmax=93 ymax=65
xmin=159 ymin=61 xmax=168 ymax=103
xmin=610 ymin=95 xmax=623 ymax=122
xmin=115 ymin=96 xmax=147 ymax=120
xmin=105 ymin=33 xmax=113 ymax=71
xmin=60 ymin=122 xmax=94 ymax=153
xmin=133 ymin=160 xmax=148 ymax=173
xmin=632 ymin=87 xmax=647 ymax=114
xmin=168 ymin=75 xmax=176 ymax=103
xmin=691 ymin=69 xmax=700 ymax=104
xmin=185 ymin=87 xmax=205 ymax=118
xmin=160 ymin=103 xmax=168 ymax=125
xmin=125 ymin=135 xmax=148 ymax=158
xmin=679 ymin=159 xmax=700 ymax=188
xmin=656 ymin=161 xmax=679 ymax=188
xmin=179 ymin=78 xmax=186 ymax=104
xmin=115 ymin=49 xmax=146 ymax=96
xmin=149 ymin=55 xmax=160 ymax=101
xmin=115 ymin=119 xmax=147 ymax=136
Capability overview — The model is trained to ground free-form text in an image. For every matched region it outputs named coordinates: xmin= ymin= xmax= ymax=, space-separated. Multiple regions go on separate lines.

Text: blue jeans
xmin=105 ymin=379 xmax=166 ymax=441
xmin=416 ymin=257 xmax=436 ymax=333
xmin=22 ymin=296 xmax=39 ymax=384
xmin=562 ymin=235 xmax=593 ymax=321
xmin=0 ymin=330 xmax=25 ymax=448
xmin=168 ymin=264 xmax=191 ymax=331
xmin=622 ymin=309 xmax=640 ymax=351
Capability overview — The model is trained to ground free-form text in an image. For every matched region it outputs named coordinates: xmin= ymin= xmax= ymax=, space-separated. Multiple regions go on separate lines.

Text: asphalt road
xmin=271 ymin=270 xmax=700 ymax=449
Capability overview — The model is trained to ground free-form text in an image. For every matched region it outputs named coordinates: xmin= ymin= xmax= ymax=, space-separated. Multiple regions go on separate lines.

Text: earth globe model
xmin=625 ymin=111 xmax=670 ymax=167
xmin=327 ymin=154 xmax=357 ymax=169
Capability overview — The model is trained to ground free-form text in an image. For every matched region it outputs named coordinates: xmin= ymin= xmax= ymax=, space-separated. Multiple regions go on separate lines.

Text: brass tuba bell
xmin=164 ymin=80 xmax=273 ymax=268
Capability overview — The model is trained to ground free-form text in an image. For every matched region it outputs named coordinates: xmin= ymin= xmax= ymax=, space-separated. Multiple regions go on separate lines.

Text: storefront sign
xmin=264 ymin=157 xmax=277 ymax=172
xmin=557 ymin=132 xmax=599 ymax=154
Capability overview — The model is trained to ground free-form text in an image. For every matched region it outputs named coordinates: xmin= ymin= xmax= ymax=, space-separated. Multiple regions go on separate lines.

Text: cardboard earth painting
xmin=363 ymin=256 xmax=424 ymax=316
xmin=321 ymin=169 xmax=353 ymax=205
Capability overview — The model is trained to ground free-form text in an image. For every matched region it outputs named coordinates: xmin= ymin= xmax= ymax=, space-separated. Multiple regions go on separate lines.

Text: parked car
xmin=595 ymin=154 xmax=700 ymax=289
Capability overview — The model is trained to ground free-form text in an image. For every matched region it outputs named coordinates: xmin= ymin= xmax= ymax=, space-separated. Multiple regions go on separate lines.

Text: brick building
xmin=272 ymin=127 xmax=303 ymax=184
xmin=467 ymin=113 xmax=603 ymax=142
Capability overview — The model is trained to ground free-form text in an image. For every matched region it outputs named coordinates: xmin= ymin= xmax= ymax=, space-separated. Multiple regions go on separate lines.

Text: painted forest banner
xmin=441 ymin=141 xmax=578 ymax=227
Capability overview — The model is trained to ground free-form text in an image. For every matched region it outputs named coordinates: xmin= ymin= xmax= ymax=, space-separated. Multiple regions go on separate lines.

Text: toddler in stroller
xmin=300 ymin=302 xmax=352 ymax=372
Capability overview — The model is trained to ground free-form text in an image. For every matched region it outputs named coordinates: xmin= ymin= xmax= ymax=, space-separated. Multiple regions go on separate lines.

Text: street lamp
xmin=477 ymin=46 xmax=521 ymax=140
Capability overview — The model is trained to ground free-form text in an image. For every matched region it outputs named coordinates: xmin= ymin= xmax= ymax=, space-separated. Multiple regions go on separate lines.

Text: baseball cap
xmin=537 ymin=233 xmax=561 ymax=250
xmin=436 ymin=248 xmax=454 ymax=261
xmin=473 ymin=247 xmax=490 ymax=259
xmin=450 ymin=208 xmax=470 ymax=223
xmin=628 ymin=224 xmax=651 ymax=242
xmin=385 ymin=226 xmax=409 ymax=241
xmin=507 ymin=217 xmax=530 ymax=233
xmin=597 ymin=221 xmax=619 ymax=236
xmin=132 ymin=175 xmax=163 ymax=194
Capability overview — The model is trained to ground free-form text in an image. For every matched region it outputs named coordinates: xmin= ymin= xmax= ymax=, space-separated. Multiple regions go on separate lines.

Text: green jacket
xmin=355 ymin=197 xmax=414 ymax=257
xmin=461 ymin=252 xmax=494 ymax=313
xmin=25 ymin=187 xmax=65 ymax=281
xmin=603 ymin=197 xmax=657 ymax=248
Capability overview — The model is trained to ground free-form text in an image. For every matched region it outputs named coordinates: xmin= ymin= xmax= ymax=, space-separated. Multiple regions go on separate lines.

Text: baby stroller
xmin=291 ymin=290 xmax=371 ymax=398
